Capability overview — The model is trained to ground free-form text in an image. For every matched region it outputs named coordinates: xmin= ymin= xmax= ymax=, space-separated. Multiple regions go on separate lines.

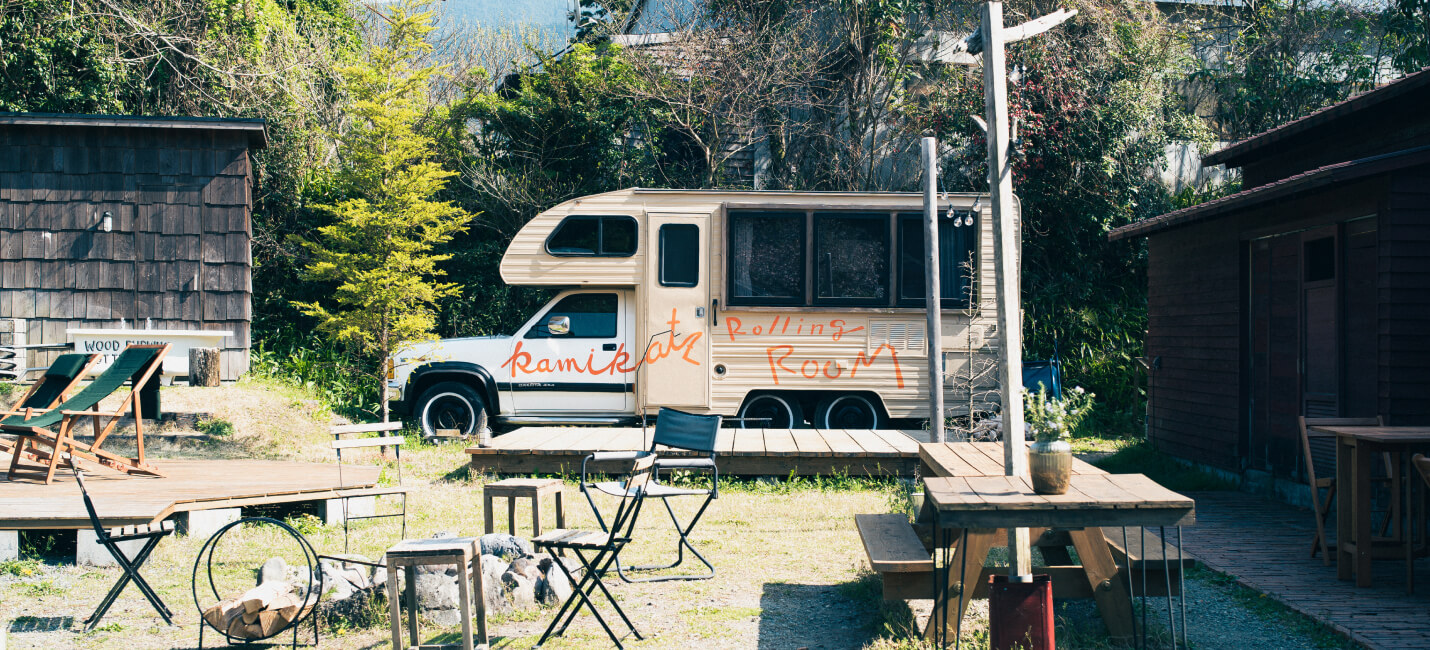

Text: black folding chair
xmin=581 ymin=407 xmax=721 ymax=582
xmin=533 ymin=453 xmax=657 ymax=649
xmin=72 ymin=464 xmax=175 ymax=631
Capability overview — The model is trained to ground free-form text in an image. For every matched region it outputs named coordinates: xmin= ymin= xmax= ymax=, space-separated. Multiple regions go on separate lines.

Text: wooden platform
xmin=466 ymin=427 xmax=924 ymax=476
xmin=0 ymin=459 xmax=379 ymax=530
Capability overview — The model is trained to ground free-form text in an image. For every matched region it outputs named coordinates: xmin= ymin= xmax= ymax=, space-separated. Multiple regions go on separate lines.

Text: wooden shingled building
xmin=1109 ymin=69 xmax=1430 ymax=486
xmin=0 ymin=113 xmax=265 ymax=380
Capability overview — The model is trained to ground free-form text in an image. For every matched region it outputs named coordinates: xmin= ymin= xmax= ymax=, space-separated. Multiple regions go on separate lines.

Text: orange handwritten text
xmin=725 ymin=316 xmax=864 ymax=343
xmin=762 ymin=343 xmax=903 ymax=388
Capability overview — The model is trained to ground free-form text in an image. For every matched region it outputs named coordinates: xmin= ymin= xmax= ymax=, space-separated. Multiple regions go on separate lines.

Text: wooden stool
xmin=483 ymin=478 xmax=565 ymax=536
xmin=385 ymin=537 xmax=488 ymax=650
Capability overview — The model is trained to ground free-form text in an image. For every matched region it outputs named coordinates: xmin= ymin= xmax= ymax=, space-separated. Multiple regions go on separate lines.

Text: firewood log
xmin=239 ymin=581 xmax=290 ymax=614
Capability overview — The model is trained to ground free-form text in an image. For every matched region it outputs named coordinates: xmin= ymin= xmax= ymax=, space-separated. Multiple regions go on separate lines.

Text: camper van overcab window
xmin=545 ymin=215 xmax=638 ymax=257
xmin=525 ymin=293 xmax=619 ymax=338
xmin=727 ymin=209 xmax=977 ymax=309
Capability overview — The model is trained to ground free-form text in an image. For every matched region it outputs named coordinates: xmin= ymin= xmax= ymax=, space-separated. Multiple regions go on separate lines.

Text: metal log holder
xmin=192 ymin=517 xmax=324 ymax=649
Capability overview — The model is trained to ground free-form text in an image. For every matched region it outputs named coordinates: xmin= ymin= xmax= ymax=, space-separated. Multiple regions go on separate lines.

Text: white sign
xmin=68 ymin=329 xmax=233 ymax=379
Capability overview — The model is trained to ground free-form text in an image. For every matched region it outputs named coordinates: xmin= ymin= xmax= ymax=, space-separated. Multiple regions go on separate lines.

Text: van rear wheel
xmin=815 ymin=394 xmax=884 ymax=429
xmin=415 ymin=382 xmax=488 ymax=441
xmin=737 ymin=393 xmax=804 ymax=429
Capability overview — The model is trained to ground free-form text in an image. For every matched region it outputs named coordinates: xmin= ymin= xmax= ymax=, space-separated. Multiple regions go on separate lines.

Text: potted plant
xmin=1024 ymin=386 xmax=1094 ymax=495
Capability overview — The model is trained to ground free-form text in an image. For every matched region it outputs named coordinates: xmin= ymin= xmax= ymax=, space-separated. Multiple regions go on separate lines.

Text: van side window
xmin=659 ymin=224 xmax=700 ymax=287
xmin=897 ymin=211 xmax=977 ymax=308
xmin=546 ymin=216 xmax=638 ymax=257
xmin=815 ymin=212 xmax=889 ymax=305
xmin=526 ymin=293 xmax=619 ymax=338
xmin=728 ymin=211 xmax=805 ymax=305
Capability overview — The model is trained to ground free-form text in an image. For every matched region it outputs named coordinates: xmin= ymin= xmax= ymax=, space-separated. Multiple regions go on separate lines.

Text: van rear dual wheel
xmin=415 ymin=381 xmax=489 ymax=441
xmin=815 ymin=394 xmax=885 ymax=429
xmin=737 ymin=394 xmax=804 ymax=429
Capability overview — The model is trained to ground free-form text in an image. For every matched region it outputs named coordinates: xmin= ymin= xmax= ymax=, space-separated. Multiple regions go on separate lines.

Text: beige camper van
xmin=389 ymin=189 xmax=1004 ymax=437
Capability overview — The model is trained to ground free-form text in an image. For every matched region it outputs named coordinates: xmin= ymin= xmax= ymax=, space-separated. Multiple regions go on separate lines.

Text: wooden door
xmin=1341 ymin=217 xmax=1378 ymax=417
xmin=1300 ymin=227 xmax=1339 ymax=419
xmin=1246 ymin=232 xmax=1303 ymax=472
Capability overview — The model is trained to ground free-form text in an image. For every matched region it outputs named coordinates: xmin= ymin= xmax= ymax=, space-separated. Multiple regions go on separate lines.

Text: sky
xmin=432 ymin=0 xmax=575 ymax=36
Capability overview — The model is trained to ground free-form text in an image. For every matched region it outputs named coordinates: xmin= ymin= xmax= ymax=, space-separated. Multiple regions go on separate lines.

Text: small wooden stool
xmin=483 ymin=478 xmax=565 ymax=536
xmin=385 ymin=537 xmax=488 ymax=650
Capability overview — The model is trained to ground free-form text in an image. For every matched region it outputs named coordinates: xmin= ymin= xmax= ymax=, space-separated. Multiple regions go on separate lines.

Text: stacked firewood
xmin=202 ymin=581 xmax=313 ymax=639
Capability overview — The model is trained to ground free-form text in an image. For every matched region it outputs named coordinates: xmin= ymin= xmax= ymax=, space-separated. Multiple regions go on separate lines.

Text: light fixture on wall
xmin=101 ymin=211 xmax=113 ymax=232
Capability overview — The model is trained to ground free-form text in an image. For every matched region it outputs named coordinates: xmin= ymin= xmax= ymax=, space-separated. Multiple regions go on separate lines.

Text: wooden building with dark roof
xmin=0 ymin=113 xmax=265 ymax=381
xmin=1109 ymin=69 xmax=1430 ymax=483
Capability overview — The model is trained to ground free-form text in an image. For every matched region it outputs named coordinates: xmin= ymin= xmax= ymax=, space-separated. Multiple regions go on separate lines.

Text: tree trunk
xmin=380 ymin=325 xmax=390 ymax=423
xmin=189 ymin=347 xmax=221 ymax=387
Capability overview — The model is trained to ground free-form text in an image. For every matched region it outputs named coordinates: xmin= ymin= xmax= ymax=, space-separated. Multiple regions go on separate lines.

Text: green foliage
xmin=195 ymin=416 xmax=236 ymax=438
xmin=295 ymin=0 xmax=471 ymax=419
xmin=0 ymin=558 xmax=42 ymax=577
xmin=1024 ymin=386 xmax=1095 ymax=442
xmin=1388 ymin=0 xmax=1430 ymax=72
xmin=0 ymin=0 xmax=125 ymax=112
xmin=248 ymin=333 xmax=380 ymax=419
xmin=0 ymin=381 xmax=18 ymax=401
xmin=1091 ymin=440 xmax=1237 ymax=491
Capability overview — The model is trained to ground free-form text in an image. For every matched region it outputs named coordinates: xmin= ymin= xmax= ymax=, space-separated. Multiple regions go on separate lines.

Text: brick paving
xmin=1175 ymin=491 xmax=1430 ymax=649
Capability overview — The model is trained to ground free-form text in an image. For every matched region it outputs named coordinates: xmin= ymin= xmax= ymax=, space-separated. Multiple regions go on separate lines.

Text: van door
xmin=509 ymin=291 xmax=634 ymax=413
xmin=641 ymin=214 xmax=711 ymax=409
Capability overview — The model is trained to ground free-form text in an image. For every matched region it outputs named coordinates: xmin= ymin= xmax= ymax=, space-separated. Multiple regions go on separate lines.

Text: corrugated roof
xmin=0 ymin=113 xmax=268 ymax=149
xmin=1109 ymin=144 xmax=1430 ymax=240
xmin=1201 ymin=68 xmax=1430 ymax=168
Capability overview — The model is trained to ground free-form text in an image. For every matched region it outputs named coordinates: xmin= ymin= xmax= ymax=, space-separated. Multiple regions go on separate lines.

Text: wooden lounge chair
xmin=0 ymin=353 xmax=100 ymax=463
xmin=5 ymin=344 xmax=170 ymax=484
xmin=1298 ymin=416 xmax=1384 ymax=564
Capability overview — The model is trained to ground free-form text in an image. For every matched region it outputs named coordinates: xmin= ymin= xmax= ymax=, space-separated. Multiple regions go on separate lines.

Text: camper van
xmin=388 ymin=189 xmax=1006 ymax=437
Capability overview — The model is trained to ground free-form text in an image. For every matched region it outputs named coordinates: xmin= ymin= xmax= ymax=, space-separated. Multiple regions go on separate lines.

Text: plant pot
xmin=1028 ymin=439 xmax=1072 ymax=495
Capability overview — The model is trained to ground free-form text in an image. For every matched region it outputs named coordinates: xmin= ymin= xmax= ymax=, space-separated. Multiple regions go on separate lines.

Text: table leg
xmin=508 ymin=497 xmax=516 ymax=536
xmin=1069 ymin=527 xmax=1136 ymax=643
xmin=406 ymin=565 xmax=419 ymax=646
xmin=484 ymin=493 xmax=494 ymax=535
xmin=1355 ymin=442 xmax=1374 ymax=587
xmin=473 ymin=553 xmax=489 ymax=646
xmin=531 ymin=495 xmax=541 ymax=537
xmin=923 ymin=528 xmax=995 ymax=642
xmin=1337 ymin=437 xmax=1353 ymax=581
xmin=387 ymin=558 xmax=403 ymax=650
xmin=457 ymin=554 xmax=474 ymax=650
xmin=556 ymin=489 xmax=565 ymax=529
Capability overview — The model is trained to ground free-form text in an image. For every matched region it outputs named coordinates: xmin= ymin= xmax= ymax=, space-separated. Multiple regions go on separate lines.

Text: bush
xmin=248 ymin=332 xmax=380 ymax=420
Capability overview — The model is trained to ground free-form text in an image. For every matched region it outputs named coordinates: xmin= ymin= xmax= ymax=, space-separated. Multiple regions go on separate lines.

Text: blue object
xmin=1023 ymin=341 xmax=1062 ymax=400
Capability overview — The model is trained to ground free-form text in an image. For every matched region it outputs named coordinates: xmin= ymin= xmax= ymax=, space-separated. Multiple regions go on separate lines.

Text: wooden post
xmin=189 ymin=347 xmax=221 ymax=387
xmin=922 ymin=137 xmax=945 ymax=443
xmin=982 ymin=0 xmax=1032 ymax=579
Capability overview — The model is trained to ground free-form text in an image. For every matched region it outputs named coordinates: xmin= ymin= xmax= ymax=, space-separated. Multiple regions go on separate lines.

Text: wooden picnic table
xmin=918 ymin=443 xmax=1196 ymax=644
xmin=1309 ymin=425 xmax=1430 ymax=588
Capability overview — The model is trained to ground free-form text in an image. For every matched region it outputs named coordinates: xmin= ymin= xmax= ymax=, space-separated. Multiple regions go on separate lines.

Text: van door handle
xmin=603 ymin=343 xmax=618 ymax=351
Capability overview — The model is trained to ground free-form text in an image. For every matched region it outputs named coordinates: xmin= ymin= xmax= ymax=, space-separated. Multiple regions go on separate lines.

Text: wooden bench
xmin=857 ymin=514 xmax=1193 ymax=601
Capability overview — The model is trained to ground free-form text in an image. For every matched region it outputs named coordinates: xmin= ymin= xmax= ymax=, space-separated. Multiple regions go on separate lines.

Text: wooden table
xmin=1311 ymin=425 xmax=1430 ymax=587
xmin=919 ymin=444 xmax=1196 ymax=644
xmin=385 ymin=537 xmax=488 ymax=650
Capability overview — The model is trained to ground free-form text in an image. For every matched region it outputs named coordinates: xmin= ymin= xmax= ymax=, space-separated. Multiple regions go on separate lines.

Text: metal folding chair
xmin=532 ymin=453 xmax=657 ymax=649
xmin=330 ymin=422 xmax=409 ymax=553
xmin=72 ymin=464 xmax=175 ymax=631
xmin=582 ymin=407 xmax=721 ymax=582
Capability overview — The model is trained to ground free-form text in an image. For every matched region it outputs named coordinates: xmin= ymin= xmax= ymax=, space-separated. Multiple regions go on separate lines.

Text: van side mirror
xmin=546 ymin=315 xmax=571 ymax=336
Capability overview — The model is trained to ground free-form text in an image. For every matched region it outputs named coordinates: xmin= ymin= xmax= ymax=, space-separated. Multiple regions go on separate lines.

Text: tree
xmin=295 ymin=0 xmax=471 ymax=421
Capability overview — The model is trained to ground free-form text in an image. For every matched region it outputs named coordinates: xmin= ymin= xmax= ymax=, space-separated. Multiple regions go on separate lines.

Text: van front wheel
xmin=415 ymin=382 xmax=488 ymax=441
xmin=738 ymin=394 xmax=804 ymax=429
xmin=815 ymin=394 xmax=885 ymax=429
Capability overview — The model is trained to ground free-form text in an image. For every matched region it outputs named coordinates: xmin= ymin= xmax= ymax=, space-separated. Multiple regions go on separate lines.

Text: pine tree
xmin=295 ymin=0 xmax=469 ymax=422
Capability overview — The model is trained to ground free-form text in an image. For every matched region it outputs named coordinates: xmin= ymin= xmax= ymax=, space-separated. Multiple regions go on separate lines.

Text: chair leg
xmin=87 ymin=535 xmax=171 ymax=630
xmin=615 ymin=495 xmax=716 ymax=582
xmin=537 ymin=546 xmax=641 ymax=649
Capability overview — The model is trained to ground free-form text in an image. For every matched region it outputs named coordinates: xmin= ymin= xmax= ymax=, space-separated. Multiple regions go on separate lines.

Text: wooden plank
xmin=872 ymin=429 xmax=920 ymax=454
xmin=788 ymin=428 xmax=832 ymax=457
xmin=331 ymin=436 xmax=404 ymax=450
xmin=533 ymin=428 xmax=603 ymax=453
xmin=855 ymin=513 xmax=933 ymax=572
xmin=920 ymin=444 xmax=979 ymax=477
xmin=965 ymin=475 xmax=1041 ymax=510
xmin=1071 ymin=475 xmax=1150 ymax=509
xmin=331 ymin=422 xmax=402 ymax=435
xmin=1103 ymin=474 xmax=1196 ymax=510
xmin=715 ymin=429 xmax=737 ymax=455
xmin=952 ymin=443 xmax=1004 ymax=476
xmin=846 ymin=429 xmax=899 ymax=457
xmin=762 ymin=428 xmax=799 ymax=456
xmin=731 ymin=427 xmax=765 ymax=456
xmin=820 ymin=428 xmax=865 ymax=457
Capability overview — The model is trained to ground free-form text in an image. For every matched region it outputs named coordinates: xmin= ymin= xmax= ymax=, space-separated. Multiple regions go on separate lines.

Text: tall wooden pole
xmin=922 ymin=137 xmax=945 ymax=443
xmin=982 ymin=0 xmax=1031 ymax=579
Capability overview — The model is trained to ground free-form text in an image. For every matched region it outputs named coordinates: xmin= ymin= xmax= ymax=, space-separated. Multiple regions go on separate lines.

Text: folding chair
xmin=0 ymin=353 xmax=100 ymax=463
xmin=329 ymin=422 xmax=409 ymax=553
xmin=5 ymin=344 xmax=169 ymax=484
xmin=581 ymin=407 xmax=721 ymax=582
xmin=72 ymin=464 xmax=176 ymax=631
xmin=533 ymin=453 xmax=657 ymax=649
xmin=1298 ymin=416 xmax=1384 ymax=564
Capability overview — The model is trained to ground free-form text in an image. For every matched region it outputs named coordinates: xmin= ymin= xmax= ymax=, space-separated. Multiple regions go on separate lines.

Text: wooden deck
xmin=466 ymin=427 xmax=924 ymax=476
xmin=0 ymin=459 xmax=379 ymax=530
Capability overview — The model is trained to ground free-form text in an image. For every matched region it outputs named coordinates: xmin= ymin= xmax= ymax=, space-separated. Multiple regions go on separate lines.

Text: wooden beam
xmin=922 ymin=137 xmax=945 ymax=443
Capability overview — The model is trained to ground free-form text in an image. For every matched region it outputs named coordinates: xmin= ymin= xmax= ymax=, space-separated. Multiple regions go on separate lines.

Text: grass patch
xmin=1091 ymin=440 xmax=1236 ymax=491
xmin=195 ymin=416 xmax=236 ymax=438
xmin=680 ymin=605 xmax=762 ymax=621
xmin=0 ymin=558 xmax=42 ymax=577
